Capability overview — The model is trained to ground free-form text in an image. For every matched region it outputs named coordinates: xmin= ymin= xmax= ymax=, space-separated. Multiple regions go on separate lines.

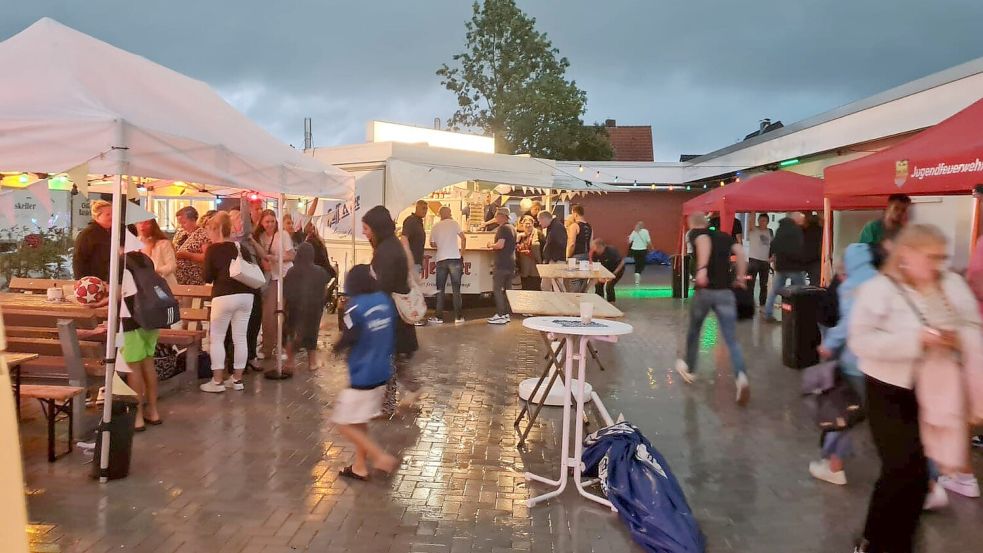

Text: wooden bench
xmin=19 ymin=384 xmax=85 ymax=462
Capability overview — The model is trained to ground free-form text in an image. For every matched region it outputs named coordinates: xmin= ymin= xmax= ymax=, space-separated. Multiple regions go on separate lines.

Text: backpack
xmin=125 ymin=252 xmax=181 ymax=329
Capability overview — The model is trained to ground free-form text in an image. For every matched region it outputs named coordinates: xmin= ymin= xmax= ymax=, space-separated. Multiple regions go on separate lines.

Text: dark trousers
xmin=862 ymin=376 xmax=928 ymax=553
xmin=594 ymin=268 xmax=624 ymax=302
xmin=226 ymin=289 xmax=263 ymax=369
xmin=520 ymin=276 xmax=542 ymax=291
xmin=493 ymin=270 xmax=513 ymax=316
xmin=435 ymin=258 xmax=463 ymax=320
xmin=747 ymin=258 xmax=771 ymax=306
xmin=630 ymin=249 xmax=647 ymax=275
xmin=806 ymin=261 xmax=822 ymax=287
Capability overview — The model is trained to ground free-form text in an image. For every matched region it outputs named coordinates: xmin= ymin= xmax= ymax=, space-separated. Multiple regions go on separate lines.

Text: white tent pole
xmin=821 ymin=198 xmax=833 ymax=287
xmin=275 ymin=191 xmax=286 ymax=378
xmin=99 ymin=122 xmax=128 ymax=482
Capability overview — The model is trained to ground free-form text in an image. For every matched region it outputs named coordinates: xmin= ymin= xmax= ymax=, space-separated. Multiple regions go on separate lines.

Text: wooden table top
xmin=2 ymin=352 xmax=39 ymax=367
xmin=535 ymin=264 xmax=616 ymax=281
xmin=505 ymin=290 xmax=624 ymax=318
xmin=0 ymin=293 xmax=207 ymax=322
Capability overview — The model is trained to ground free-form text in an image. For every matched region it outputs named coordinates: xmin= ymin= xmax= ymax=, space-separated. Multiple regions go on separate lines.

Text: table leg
xmin=515 ymin=334 xmax=565 ymax=447
xmin=14 ymin=365 xmax=21 ymax=420
xmin=525 ymin=336 xmax=574 ymax=506
xmin=571 ymin=336 xmax=617 ymax=512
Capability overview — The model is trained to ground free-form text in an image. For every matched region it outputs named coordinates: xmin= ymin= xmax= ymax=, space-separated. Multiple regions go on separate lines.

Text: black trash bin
xmin=91 ymin=395 xmax=138 ymax=480
xmin=671 ymin=255 xmax=691 ymax=299
xmin=781 ymin=285 xmax=825 ymax=369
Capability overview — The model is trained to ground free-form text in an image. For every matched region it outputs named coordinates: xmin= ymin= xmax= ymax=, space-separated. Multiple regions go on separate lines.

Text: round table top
xmin=522 ymin=316 xmax=633 ymax=336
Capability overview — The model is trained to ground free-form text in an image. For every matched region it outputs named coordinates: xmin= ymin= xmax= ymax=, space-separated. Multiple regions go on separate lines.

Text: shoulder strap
xmin=884 ymin=274 xmax=928 ymax=325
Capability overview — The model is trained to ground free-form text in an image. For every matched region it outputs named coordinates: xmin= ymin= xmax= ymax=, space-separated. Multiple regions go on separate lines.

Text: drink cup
xmin=592 ymin=261 xmax=602 ymax=271
xmin=579 ymin=260 xmax=590 ymax=272
xmin=47 ymin=287 xmax=63 ymax=302
xmin=63 ymin=284 xmax=76 ymax=302
xmin=580 ymin=301 xmax=594 ymax=324
xmin=567 ymin=258 xmax=577 ymax=268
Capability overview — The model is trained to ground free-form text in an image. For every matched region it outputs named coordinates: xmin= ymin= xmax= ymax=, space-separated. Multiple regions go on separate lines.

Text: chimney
xmin=303 ymin=118 xmax=313 ymax=150
xmin=434 ymin=117 xmax=441 ymax=130
xmin=759 ymin=118 xmax=771 ymax=132
xmin=605 ymin=119 xmax=617 ymax=127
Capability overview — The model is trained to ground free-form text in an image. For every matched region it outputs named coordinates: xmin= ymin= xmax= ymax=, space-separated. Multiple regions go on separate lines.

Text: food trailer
xmin=307 ymin=132 xmax=618 ymax=296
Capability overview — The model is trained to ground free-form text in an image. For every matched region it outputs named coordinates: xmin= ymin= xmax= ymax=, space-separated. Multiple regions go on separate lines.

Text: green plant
xmin=0 ymin=225 xmax=73 ymax=287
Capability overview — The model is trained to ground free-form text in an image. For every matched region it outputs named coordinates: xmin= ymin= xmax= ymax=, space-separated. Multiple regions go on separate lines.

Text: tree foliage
xmin=437 ymin=0 xmax=612 ymax=161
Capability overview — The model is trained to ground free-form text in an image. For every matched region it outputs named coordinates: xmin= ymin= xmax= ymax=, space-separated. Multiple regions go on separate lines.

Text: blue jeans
xmin=685 ymin=288 xmax=746 ymax=377
xmin=435 ymin=258 xmax=463 ymax=320
xmin=821 ymin=374 xmax=866 ymax=459
xmin=764 ymin=270 xmax=805 ymax=319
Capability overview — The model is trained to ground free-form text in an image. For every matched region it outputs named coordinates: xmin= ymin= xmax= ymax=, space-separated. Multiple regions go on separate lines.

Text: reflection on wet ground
xmin=18 ymin=269 xmax=983 ymax=552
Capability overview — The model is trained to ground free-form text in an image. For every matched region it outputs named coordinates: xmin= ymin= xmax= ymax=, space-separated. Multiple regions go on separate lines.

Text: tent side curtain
xmin=824 ymin=97 xmax=983 ymax=197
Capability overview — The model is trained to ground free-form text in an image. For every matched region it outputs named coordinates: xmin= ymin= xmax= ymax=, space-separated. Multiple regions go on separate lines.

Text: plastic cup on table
xmin=580 ymin=301 xmax=594 ymax=324
xmin=592 ymin=261 xmax=602 ymax=271
xmin=579 ymin=260 xmax=590 ymax=272
xmin=47 ymin=287 xmax=63 ymax=302
xmin=567 ymin=258 xmax=577 ymax=269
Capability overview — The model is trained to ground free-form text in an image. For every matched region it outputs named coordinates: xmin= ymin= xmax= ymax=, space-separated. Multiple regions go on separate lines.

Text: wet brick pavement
xmin=16 ymin=269 xmax=983 ymax=552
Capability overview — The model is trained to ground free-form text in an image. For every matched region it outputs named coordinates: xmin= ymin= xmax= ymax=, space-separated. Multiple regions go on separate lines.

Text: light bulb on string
xmin=578 ymin=164 xmax=584 ymax=173
xmin=633 ymin=180 xmax=638 ymax=187
xmin=650 ymin=184 xmax=656 ymax=190
xmin=719 ymin=181 xmax=725 ymax=187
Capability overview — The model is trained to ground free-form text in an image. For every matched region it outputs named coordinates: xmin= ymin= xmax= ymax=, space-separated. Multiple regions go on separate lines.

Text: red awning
xmin=825 ymin=97 xmax=983 ymax=197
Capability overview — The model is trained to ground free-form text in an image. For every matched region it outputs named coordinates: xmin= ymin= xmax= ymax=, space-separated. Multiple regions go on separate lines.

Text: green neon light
xmin=779 ymin=158 xmax=801 ymax=167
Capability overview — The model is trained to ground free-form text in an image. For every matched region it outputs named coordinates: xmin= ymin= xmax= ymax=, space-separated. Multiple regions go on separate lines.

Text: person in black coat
xmin=283 ymin=242 xmax=330 ymax=369
xmin=801 ymin=212 xmax=824 ymax=286
xmin=362 ymin=205 xmax=422 ymax=416
xmin=763 ymin=212 xmax=807 ymax=322
xmin=73 ymin=199 xmax=114 ymax=282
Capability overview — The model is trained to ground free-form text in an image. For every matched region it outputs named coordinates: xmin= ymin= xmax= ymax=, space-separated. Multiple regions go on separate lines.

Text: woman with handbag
xmin=849 ymin=224 xmax=983 ymax=553
xmin=253 ymin=209 xmax=296 ymax=362
xmin=362 ymin=205 xmax=422 ymax=417
xmin=200 ymin=212 xmax=259 ymax=393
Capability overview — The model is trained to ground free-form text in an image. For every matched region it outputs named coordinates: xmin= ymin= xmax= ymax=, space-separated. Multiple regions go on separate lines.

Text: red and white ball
xmin=75 ymin=276 xmax=107 ymax=305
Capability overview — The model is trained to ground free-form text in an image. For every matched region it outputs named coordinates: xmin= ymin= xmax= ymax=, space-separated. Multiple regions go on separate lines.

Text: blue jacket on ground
xmin=822 ymin=243 xmax=878 ymax=377
xmin=334 ymin=291 xmax=395 ymax=389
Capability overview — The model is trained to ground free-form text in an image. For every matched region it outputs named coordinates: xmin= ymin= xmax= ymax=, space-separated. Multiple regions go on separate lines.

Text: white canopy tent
xmin=0 ymin=18 xmax=353 ymax=482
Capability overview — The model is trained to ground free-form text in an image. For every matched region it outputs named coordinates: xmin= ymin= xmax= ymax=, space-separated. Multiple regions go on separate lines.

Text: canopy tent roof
xmin=309 ymin=141 xmax=620 ymax=213
xmin=0 ymin=18 xmax=352 ymax=200
xmin=824 ymin=97 xmax=983 ymax=198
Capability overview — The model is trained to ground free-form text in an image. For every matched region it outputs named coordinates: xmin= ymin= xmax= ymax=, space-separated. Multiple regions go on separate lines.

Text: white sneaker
xmin=427 ymin=317 xmax=444 ymax=325
xmin=229 ymin=379 xmax=245 ymax=391
xmin=674 ymin=359 xmax=696 ymax=384
xmin=199 ymin=380 xmax=226 ymax=393
xmin=634 ymin=273 xmax=641 ymax=285
xmin=455 ymin=317 xmax=466 ymax=325
xmin=735 ymin=372 xmax=750 ymax=405
xmin=487 ymin=314 xmax=503 ymax=323
xmin=923 ymin=482 xmax=949 ymax=510
xmin=809 ymin=459 xmax=847 ymax=486
xmin=938 ymin=473 xmax=981 ymax=498
xmin=488 ymin=314 xmax=509 ymax=325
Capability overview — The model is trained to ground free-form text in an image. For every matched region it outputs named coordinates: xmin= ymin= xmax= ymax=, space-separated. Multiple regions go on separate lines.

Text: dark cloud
xmin=3 ymin=1 xmax=981 ymax=160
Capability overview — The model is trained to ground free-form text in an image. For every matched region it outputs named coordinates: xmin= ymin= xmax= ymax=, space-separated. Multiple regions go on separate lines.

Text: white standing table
xmin=521 ymin=316 xmax=633 ymax=511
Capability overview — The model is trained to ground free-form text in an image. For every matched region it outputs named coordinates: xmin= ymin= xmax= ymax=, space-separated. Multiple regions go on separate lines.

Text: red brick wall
xmin=577 ymin=190 xmax=701 ymax=254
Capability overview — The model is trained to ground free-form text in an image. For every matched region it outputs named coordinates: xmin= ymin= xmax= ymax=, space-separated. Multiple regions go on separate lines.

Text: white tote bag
xmin=229 ymin=242 xmax=266 ymax=289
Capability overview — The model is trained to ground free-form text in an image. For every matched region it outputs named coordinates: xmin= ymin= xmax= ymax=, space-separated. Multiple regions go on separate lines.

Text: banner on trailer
xmin=417 ymin=251 xmax=494 ymax=295
xmin=320 ymin=169 xmax=383 ymax=241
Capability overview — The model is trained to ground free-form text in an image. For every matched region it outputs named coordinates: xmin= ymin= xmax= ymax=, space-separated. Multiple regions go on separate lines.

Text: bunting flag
xmin=499 ymin=195 xmax=510 ymax=205
xmin=0 ymin=190 xmax=15 ymax=225
xmin=124 ymin=201 xmax=156 ymax=225
xmin=126 ymin=175 xmax=139 ymax=198
xmin=26 ymin=179 xmax=54 ymax=216
xmin=67 ymin=162 xmax=88 ymax=196
xmin=123 ymin=228 xmax=143 ymax=253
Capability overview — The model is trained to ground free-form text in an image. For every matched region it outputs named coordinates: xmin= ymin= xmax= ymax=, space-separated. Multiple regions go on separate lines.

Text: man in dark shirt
xmin=73 ymin=199 xmax=113 ymax=282
xmin=487 ymin=208 xmax=516 ymax=324
xmin=400 ymin=200 xmax=428 ymax=278
xmin=676 ymin=212 xmax=750 ymax=406
xmin=764 ymin=212 xmax=806 ymax=321
xmin=537 ymin=210 xmax=568 ymax=291
xmin=709 ymin=213 xmax=744 ymax=244
xmin=590 ymin=238 xmax=625 ymax=303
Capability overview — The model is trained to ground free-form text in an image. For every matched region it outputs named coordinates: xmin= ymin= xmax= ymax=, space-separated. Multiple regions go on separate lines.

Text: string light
xmin=668 ymin=185 xmax=674 ymax=191
xmin=650 ymin=184 xmax=656 ymax=190
xmin=686 ymin=185 xmax=692 ymax=191
xmin=633 ymin=180 xmax=638 ymax=187
xmin=595 ymin=170 xmax=601 ymax=179
xmin=578 ymin=164 xmax=584 ymax=173
xmin=719 ymin=181 xmax=725 ymax=187
xmin=613 ymin=175 xmax=619 ymax=182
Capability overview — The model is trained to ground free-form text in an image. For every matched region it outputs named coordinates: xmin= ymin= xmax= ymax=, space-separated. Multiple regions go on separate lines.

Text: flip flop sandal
xmin=146 ymin=418 xmax=163 ymax=426
xmin=134 ymin=425 xmax=146 ymax=433
xmin=338 ymin=465 xmax=369 ymax=481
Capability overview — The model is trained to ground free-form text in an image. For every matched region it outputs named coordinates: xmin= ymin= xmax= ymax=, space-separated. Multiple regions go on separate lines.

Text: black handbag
xmin=801 ymin=361 xmax=865 ymax=430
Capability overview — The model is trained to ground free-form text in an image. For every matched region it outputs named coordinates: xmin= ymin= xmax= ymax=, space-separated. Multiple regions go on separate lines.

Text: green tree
xmin=437 ymin=0 xmax=613 ymax=161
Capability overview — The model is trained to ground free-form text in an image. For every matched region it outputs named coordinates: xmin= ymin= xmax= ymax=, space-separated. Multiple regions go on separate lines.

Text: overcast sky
xmin=4 ymin=1 xmax=982 ymax=161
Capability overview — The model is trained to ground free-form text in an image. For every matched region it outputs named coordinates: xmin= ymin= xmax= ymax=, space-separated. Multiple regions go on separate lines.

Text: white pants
xmin=210 ymin=293 xmax=254 ymax=372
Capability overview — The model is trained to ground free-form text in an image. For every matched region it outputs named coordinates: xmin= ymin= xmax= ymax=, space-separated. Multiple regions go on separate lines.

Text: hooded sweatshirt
xmin=821 ymin=244 xmax=878 ymax=376
xmin=362 ymin=205 xmax=418 ymax=355
xmin=283 ymin=242 xmax=330 ymax=349
xmin=769 ymin=217 xmax=804 ymax=272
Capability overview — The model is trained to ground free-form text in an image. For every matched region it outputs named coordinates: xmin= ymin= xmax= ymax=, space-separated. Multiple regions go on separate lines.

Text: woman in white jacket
xmin=138 ymin=218 xmax=179 ymax=290
xmin=848 ymin=224 xmax=983 ymax=553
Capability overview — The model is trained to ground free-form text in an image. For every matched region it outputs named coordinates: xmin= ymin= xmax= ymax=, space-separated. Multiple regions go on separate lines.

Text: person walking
xmin=174 ymin=206 xmax=211 ymax=286
xmin=802 ymin=212 xmax=824 ymax=285
xmin=746 ymin=214 xmax=773 ymax=307
xmin=538 ymin=210 xmax=568 ymax=291
xmin=675 ymin=212 xmax=750 ymax=405
xmin=763 ymin=212 xmax=806 ymax=322
xmin=362 ymin=206 xmax=422 ymax=416
xmin=428 ymin=206 xmax=466 ymax=324
xmin=516 ymin=215 xmax=543 ymax=291
xmin=590 ymin=238 xmax=625 ymax=303
xmin=200 ymin=212 xmax=256 ymax=393
xmin=332 ymin=264 xmax=400 ymax=481
xmin=283 ymin=243 xmax=330 ymax=370
xmin=849 ymin=224 xmax=983 ymax=553
xmin=809 ymin=243 xmax=878 ymax=486
xmin=627 ymin=221 xmax=652 ymax=285
xmin=487 ymin=208 xmax=516 ymax=325
xmin=253 ymin=209 xmax=295 ymax=363
xmin=137 ymin=218 xmax=178 ymax=290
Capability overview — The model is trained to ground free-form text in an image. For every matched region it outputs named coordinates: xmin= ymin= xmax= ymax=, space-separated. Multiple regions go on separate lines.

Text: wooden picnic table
xmin=4 ymin=351 xmax=40 ymax=419
xmin=535 ymin=263 xmax=616 ymax=293
xmin=0 ymin=292 xmax=208 ymax=323
xmin=505 ymin=290 xmax=624 ymax=318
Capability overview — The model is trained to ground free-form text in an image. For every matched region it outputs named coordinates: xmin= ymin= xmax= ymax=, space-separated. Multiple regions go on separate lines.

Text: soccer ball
xmin=75 ymin=276 xmax=108 ymax=305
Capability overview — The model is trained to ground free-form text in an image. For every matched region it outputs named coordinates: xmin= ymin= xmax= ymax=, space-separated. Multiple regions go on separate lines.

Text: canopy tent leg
xmin=266 ymin=190 xmax=292 ymax=380
xmin=821 ymin=198 xmax=832 ymax=287
xmin=971 ymin=195 xmax=981 ymax=253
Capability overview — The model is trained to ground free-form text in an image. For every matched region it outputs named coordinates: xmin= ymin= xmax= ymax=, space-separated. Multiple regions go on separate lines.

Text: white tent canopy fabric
xmin=0 ymin=18 xmax=353 ymax=199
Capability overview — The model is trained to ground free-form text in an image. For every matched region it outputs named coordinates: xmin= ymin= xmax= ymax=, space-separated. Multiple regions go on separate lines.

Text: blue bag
xmin=646 ymin=250 xmax=671 ymax=266
xmin=582 ymin=422 xmax=705 ymax=553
